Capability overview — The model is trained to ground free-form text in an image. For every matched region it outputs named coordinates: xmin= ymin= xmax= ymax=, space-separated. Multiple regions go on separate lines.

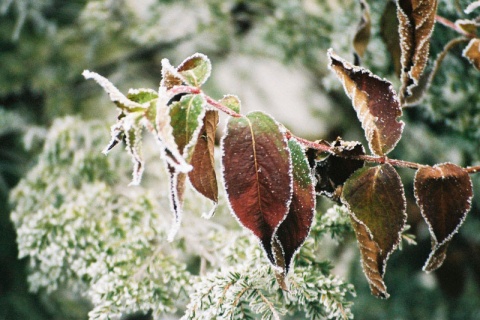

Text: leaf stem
xmin=204 ymin=95 xmax=243 ymax=118
xmin=435 ymin=15 xmax=476 ymax=38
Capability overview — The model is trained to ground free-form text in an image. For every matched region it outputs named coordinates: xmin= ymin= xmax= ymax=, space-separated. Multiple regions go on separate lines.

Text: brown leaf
xmin=312 ymin=139 xmax=365 ymax=202
xmin=342 ymin=164 xmax=407 ymax=298
xmin=414 ymin=163 xmax=473 ymax=272
xmin=463 ymin=38 xmax=480 ymax=71
xmin=353 ymin=0 xmax=371 ymax=60
xmin=397 ymin=0 xmax=439 ymax=103
xmin=380 ymin=0 xmax=402 ymax=77
xmin=328 ymin=50 xmax=404 ymax=156
xmin=222 ymin=111 xmax=292 ymax=265
xmin=188 ymin=111 xmax=219 ymax=216
xmin=350 ymin=218 xmax=389 ymax=298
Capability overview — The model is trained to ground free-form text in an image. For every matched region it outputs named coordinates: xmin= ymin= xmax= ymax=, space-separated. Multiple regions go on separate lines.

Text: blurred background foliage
xmin=2 ymin=0 xmax=480 ymax=319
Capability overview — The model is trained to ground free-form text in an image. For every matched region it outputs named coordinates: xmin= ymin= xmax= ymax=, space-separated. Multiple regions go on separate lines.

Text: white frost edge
xmin=82 ymin=70 xmax=144 ymax=110
xmin=413 ymin=162 xmax=473 ymax=272
xmin=465 ymin=1 xmax=480 ymax=14
xmin=166 ymin=168 xmax=183 ymax=242
xmin=220 ymin=110 xmax=294 ymax=268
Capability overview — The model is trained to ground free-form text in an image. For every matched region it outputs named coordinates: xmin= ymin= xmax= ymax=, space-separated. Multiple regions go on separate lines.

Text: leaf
xmin=167 ymin=94 xmax=206 ymax=240
xmin=160 ymin=58 xmax=184 ymax=90
xmin=353 ymin=0 xmax=371 ymax=60
xmin=222 ymin=111 xmax=292 ymax=265
xmin=167 ymin=165 xmax=187 ymax=242
xmin=188 ymin=110 xmax=219 ymax=217
xmin=82 ymin=70 xmax=146 ymax=112
xmin=177 ymin=53 xmax=212 ymax=87
xmin=380 ymin=0 xmax=401 ymax=77
xmin=155 ymin=87 xmax=191 ymax=173
xmin=124 ymin=124 xmax=144 ymax=186
xmin=342 ymin=164 xmax=407 ymax=298
xmin=465 ymin=1 xmax=480 ymax=14
xmin=397 ymin=0 xmax=439 ymax=102
xmin=127 ymin=88 xmax=158 ymax=103
xmin=219 ymin=94 xmax=242 ymax=114
xmin=311 ymin=139 xmax=365 ymax=202
xmin=455 ymin=19 xmax=477 ymax=36
xmin=350 ymin=217 xmax=389 ymax=298
xmin=170 ymin=94 xmax=207 ymax=161
xmin=328 ymin=50 xmax=404 ymax=156
xmin=275 ymin=138 xmax=315 ymax=274
xmin=463 ymin=38 xmax=480 ymax=71
xmin=414 ymin=163 xmax=473 ymax=272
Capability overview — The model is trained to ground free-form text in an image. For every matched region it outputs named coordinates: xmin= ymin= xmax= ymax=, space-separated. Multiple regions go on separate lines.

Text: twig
xmin=436 ymin=15 xmax=476 ymax=38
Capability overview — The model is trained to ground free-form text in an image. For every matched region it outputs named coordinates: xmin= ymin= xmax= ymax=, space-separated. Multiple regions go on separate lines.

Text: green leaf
xmin=170 ymin=94 xmax=207 ymax=161
xmin=275 ymin=138 xmax=315 ymax=274
xmin=219 ymin=94 xmax=242 ymax=114
xmin=342 ymin=164 xmax=406 ymax=298
xmin=127 ymin=88 xmax=158 ymax=103
xmin=414 ymin=163 xmax=473 ymax=272
xmin=328 ymin=50 xmax=404 ymax=156
xmin=177 ymin=53 xmax=212 ymax=87
xmin=188 ymin=110 xmax=219 ymax=217
xmin=222 ymin=111 xmax=292 ymax=265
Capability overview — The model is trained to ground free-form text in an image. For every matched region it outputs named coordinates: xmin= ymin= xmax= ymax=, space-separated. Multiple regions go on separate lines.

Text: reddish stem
xmin=205 ymin=96 xmax=242 ymax=118
xmin=175 ymin=85 xmax=476 ymax=174
xmin=436 ymin=15 xmax=476 ymax=38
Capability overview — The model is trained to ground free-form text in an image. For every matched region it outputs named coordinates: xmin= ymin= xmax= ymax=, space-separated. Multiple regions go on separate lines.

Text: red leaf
xmin=275 ymin=138 xmax=315 ymax=273
xmin=188 ymin=110 xmax=219 ymax=215
xmin=414 ymin=163 xmax=473 ymax=272
xmin=342 ymin=164 xmax=407 ymax=298
xmin=397 ymin=0 xmax=438 ymax=103
xmin=222 ymin=111 xmax=292 ymax=264
xmin=328 ymin=50 xmax=404 ymax=156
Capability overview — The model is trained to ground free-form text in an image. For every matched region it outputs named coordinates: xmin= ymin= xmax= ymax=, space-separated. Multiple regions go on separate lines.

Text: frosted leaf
xmin=155 ymin=87 xmax=191 ymax=173
xmin=465 ymin=1 xmax=480 ymax=14
xmin=83 ymin=70 xmax=146 ymax=111
xmin=463 ymin=38 xmax=480 ymax=71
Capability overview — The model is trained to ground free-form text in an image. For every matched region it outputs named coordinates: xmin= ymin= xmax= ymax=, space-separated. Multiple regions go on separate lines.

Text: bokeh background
xmin=2 ymin=0 xmax=480 ymax=319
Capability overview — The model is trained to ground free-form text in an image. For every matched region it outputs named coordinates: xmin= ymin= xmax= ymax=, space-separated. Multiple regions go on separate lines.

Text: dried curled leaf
xmin=380 ymin=0 xmax=401 ymax=77
xmin=455 ymin=19 xmax=478 ymax=36
xmin=310 ymin=139 xmax=365 ymax=202
xmin=275 ymin=138 xmax=315 ymax=274
xmin=414 ymin=163 xmax=473 ymax=272
xmin=328 ymin=50 xmax=404 ymax=156
xmin=342 ymin=164 xmax=407 ymax=298
xmin=353 ymin=0 xmax=372 ymax=60
xmin=463 ymin=38 xmax=480 ymax=71
xmin=222 ymin=111 xmax=292 ymax=265
xmin=397 ymin=0 xmax=439 ymax=102
xmin=188 ymin=110 xmax=219 ymax=217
